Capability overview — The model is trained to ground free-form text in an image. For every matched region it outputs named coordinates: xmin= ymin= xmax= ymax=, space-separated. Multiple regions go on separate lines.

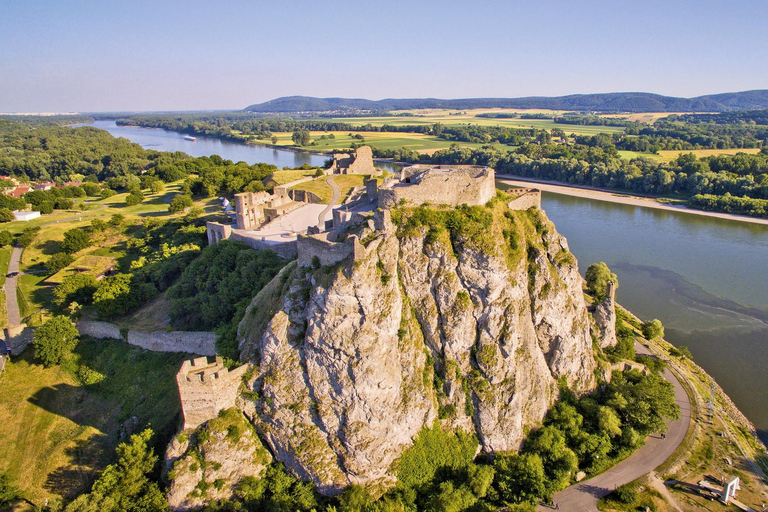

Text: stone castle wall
xmin=229 ymin=232 xmax=298 ymax=259
xmin=330 ymin=145 xmax=377 ymax=175
xmin=206 ymin=222 xmax=232 ymax=245
xmin=297 ymin=233 xmax=360 ymax=267
xmin=507 ymin=188 xmax=541 ymax=210
xmin=77 ymin=321 xmax=216 ymax=356
xmin=378 ymin=165 xmax=496 ymax=208
xmin=176 ymin=356 xmax=249 ymax=429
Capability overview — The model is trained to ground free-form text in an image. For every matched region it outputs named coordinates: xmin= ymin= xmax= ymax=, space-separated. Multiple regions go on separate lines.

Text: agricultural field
xmin=317 ymin=108 xmax=628 ymax=135
xmin=656 ymin=147 xmax=763 ymax=162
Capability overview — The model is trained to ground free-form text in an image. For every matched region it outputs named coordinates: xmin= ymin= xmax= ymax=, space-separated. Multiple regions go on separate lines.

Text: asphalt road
xmin=4 ymin=246 xmax=23 ymax=326
xmin=538 ymin=341 xmax=692 ymax=512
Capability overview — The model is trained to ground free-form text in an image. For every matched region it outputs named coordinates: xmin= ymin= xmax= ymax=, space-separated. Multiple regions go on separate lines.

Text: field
xmin=316 ymin=108 xmax=627 ymax=135
xmin=617 ymin=147 xmax=763 ymax=163
xmin=0 ymin=247 xmax=10 ymax=328
xmin=0 ymin=338 xmax=186 ymax=507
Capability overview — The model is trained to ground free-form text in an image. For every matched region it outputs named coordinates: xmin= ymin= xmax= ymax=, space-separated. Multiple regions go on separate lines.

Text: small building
xmin=7 ymin=185 xmax=30 ymax=198
xmin=33 ymin=182 xmax=54 ymax=191
xmin=13 ymin=210 xmax=41 ymax=221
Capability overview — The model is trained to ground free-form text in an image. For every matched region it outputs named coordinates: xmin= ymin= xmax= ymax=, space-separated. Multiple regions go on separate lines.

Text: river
xmin=87 ymin=120 xmax=768 ymax=442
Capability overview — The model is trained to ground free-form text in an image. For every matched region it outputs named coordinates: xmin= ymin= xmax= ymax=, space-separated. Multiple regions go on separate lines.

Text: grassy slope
xmin=0 ymin=338 xmax=186 ymax=505
xmin=289 ymin=174 xmax=368 ymax=204
xmin=0 ymin=247 xmax=10 ymax=328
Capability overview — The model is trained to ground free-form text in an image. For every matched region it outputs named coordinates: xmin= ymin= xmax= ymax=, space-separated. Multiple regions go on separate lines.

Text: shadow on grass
xmin=39 ymin=239 xmax=62 ymax=255
xmin=43 ymin=433 xmax=109 ymax=500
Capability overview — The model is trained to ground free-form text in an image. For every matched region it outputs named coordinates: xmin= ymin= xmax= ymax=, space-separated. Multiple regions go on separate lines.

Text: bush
xmin=33 ymin=316 xmax=79 ymax=367
xmin=585 ymin=262 xmax=618 ymax=300
xmin=34 ymin=201 xmax=54 ymax=214
xmin=46 ymin=252 xmax=75 ymax=274
xmin=125 ymin=192 xmax=143 ymax=206
xmin=0 ymin=208 xmax=14 ymax=223
xmin=168 ymin=194 xmax=193 ymax=213
xmin=16 ymin=226 xmax=40 ymax=247
xmin=641 ymin=319 xmax=664 ymax=340
xmin=100 ymin=188 xmax=116 ymax=199
xmin=613 ymin=484 xmax=638 ymax=504
xmin=0 ymin=230 xmax=12 ymax=247
xmin=81 ymin=182 xmax=101 ymax=196
xmin=54 ymin=273 xmax=98 ymax=306
xmin=61 ymin=228 xmax=91 ymax=254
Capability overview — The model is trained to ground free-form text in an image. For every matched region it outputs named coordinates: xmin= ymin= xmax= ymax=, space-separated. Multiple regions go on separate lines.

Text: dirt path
xmin=496 ymin=175 xmax=768 ymax=227
xmin=4 ymin=246 xmax=23 ymax=326
xmin=538 ymin=341 xmax=692 ymax=512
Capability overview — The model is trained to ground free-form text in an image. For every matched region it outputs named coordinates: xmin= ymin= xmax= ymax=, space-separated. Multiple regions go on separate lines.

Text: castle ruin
xmin=377 ymin=164 xmax=497 ymax=208
xmin=328 ymin=145 xmax=378 ymax=175
xmin=176 ymin=356 xmax=249 ymax=430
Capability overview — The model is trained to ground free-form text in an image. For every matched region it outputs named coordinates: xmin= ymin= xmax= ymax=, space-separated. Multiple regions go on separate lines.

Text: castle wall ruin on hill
xmin=506 ymin=187 xmax=541 ymax=210
xmin=329 ymin=145 xmax=378 ymax=175
xmin=176 ymin=356 xmax=249 ymax=430
xmin=377 ymin=165 xmax=497 ymax=208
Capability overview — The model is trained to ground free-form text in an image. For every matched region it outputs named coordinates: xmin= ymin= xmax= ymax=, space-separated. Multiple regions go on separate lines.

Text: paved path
xmin=4 ymin=246 xmax=23 ymax=326
xmin=317 ymin=176 xmax=341 ymax=229
xmin=538 ymin=341 xmax=692 ymax=512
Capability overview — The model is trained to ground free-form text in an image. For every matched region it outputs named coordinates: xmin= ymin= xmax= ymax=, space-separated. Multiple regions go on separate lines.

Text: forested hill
xmin=244 ymin=90 xmax=768 ymax=114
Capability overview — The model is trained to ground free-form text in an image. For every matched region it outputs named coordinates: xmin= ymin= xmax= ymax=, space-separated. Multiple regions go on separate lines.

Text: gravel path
xmin=317 ymin=175 xmax=341 ymax=229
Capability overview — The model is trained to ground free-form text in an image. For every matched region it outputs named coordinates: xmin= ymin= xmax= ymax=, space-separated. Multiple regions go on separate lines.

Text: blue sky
xmin=1 ymin=0 xmax=766 ymax=112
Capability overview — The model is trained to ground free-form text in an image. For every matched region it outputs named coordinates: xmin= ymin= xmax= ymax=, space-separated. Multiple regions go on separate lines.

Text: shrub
xmin=0 ymin=230 xmax=12 ymax=247
xmin=0 ymin=208 xmax=13 ymax=223
xmin=125 ymin=192 xmax=143 ymax=206
xmin=585 ymin=262 xmax=618 ymax=300
xmin=641 ymin=319 xmax=664 ymax=340
xmin=54 ymin=273 xmax=98 ymax=306
xmin=61 ymin=228 xmax=91 ymax=254
xmin=613 ymin=484 xmax=638 ymax=504
xmin=46 ymin=252 xmax=75 ymax=274
xmin=169 ymin=194 xmax=193 ymax=213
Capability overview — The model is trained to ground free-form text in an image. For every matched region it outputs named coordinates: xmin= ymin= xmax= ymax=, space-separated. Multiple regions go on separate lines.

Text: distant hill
xmin=244 ymin=90 xmax=768 ymax=114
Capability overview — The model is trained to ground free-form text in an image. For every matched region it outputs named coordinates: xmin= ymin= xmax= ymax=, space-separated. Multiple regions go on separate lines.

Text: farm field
xmin=316 ymin=109 xmax=628 ymax=135
xmin=656 ymin=147 xmax=763 ymax=162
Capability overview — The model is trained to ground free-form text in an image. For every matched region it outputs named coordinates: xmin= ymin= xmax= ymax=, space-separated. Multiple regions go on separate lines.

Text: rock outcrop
xmin=165 ymin=409 xmax=272 ymax=510
xmin=237 ymin=199 xmax=596 ymax=494
xmin=593 ymin=280 xmax=618 ymax=348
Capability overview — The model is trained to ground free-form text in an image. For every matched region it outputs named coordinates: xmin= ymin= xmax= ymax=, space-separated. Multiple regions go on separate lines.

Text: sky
xmin=1 ymin=0 xmax=767 ymax=112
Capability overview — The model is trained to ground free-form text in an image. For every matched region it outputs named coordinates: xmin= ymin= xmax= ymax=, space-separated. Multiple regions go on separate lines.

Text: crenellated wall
xmin=506 ymin=188 xmax=541 ymax=210
xmin=176 ymin=356 xmax=249 ymax=429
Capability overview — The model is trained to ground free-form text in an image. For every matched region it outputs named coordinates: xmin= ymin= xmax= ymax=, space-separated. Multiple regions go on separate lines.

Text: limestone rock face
xmin=593 ymin=280 xmax=618 ymax=348
xmin=238 ymin=204 xmax=596 ymax=495
xmin=165 ymin=409 xmax=272 ymax=510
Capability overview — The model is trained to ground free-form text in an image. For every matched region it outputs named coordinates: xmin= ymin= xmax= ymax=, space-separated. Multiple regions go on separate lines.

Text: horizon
xmin=2 ymin=0 xmax=767 ymax=112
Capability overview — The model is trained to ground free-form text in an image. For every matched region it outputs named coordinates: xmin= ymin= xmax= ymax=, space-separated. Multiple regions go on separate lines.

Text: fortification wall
xmin=206 ymin=222 xmax=232 ymax=245
xmin=230 ymin=232 xmax=297 ymax=259
xmin=345 ymin=145 xmax=376 ymax=175
xmin=76 ymin=321 xmax=217 ymax=356
xmin=176 ymin=356 xmax=249 ymax=429
xmin=379 ymin=166 xmax=496 ymax=208
xmin=507 ymin=188 xmax=541 ymax=210
xmin=297 ymin=233 xmax=355 ymax=267
xmin=234 ymin=191 xmax=270 ymax=230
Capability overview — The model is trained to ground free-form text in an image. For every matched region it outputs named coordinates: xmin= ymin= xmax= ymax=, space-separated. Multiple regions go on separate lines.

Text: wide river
xmin=89 ymin=121 xmax=768 ymax=442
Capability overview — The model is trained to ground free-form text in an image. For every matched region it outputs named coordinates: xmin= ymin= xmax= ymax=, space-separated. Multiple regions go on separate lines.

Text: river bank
xmin=497 ymin=175 xmax=768 ymax=226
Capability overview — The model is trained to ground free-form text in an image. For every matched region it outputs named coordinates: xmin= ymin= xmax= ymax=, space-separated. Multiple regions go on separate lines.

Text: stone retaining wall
xmin=77 ymin=320 xmax=216 ymax=356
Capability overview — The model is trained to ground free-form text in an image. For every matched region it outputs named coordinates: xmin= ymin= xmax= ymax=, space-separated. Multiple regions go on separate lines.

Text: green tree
xmin=65 ymin=429 xmax=168 ymax=512
xmin=54 ymin=273 xmax=98 ymax=306
xmin=271 ymin=136 xmax=278 ymax=145
xmin=16 ymin=226 xmax=40 ymax=247
xmin=0 ymin=473 xmax=23 ymax=509
xmin=493 ymin=452 xmax=546 ymax=505
xmin=35 ymin=201 xmax=54 ymax=214
xmin=0 ymin=230 xmax=12 ymax=247
xmin=46 ymin=252 xmax=75 ymax=274
xmin=641 ymin=319 xmax=664 ymax=340
xmin=93 ymin=273 xmax=148 ymax=319
xmin=61 ymin=228 xmax=91 ymax=254
xmin=149 ymin=180 xmax=164 ymax=194
xmin=292 ymin=130 xmax=310 ymax=146
xmin=585 ymin=262 xmax=618 ymax=300
xmin=33 ymin=315 xmax=79 ymax=367
xmin=0 ymin=208 xmax=13 ymax=222
xmin=168 ymin=194 xmax=193 ymax=213
xmin=109 ymin=213 xmax=125 ymax=227
xmin=125 ymin=193 xmax=143 ymax=206
xmin=81 ymin=182 xmax=101 ymax=196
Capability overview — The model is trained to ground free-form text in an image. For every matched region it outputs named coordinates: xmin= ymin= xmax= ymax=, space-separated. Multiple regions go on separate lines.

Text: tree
xmin=493 ymin=452 xmax=546 ymax=505
xmin=641 ymin=319 xmax=664 ymax=340
xmin=54 ymin=273 xmax=98 ymax=306
xmin=0 ymin=230 xmax=12 ymax=247
xmin=33 ymin=316 xmax=79 ymax=367
xmin=64 ymin=429 xmax=167 ymax=512
xmin=271 ymin=136 xmax=278 ymax=145
xmin=585 ymin=262 xmax=618 ymax=300
xmin=35 ymin=201 xmax=54 ymax=214
xmin=81 ymin=182 xmax=101 ymax=196
xmin=0 ymin=208 xmax=14 ymax=222
xmin=61 ymin=228 xmax=91 ymax=254
xmin=46 ymin=252 xmax=75 ymax=274
xmin=125 ymin=193 xmax=143 ymax=206
xmin=16 ymin=226 xmax=40 ymax=247
xmin=168 ymin=194 xmax=193 ymax=213
xmin=292 ymin=130 xmax=310 ymax=146
xmin=0 ymin=473 xmax=23 ymax=509
xmin=149 ymin=180 xmax=164 ymax=193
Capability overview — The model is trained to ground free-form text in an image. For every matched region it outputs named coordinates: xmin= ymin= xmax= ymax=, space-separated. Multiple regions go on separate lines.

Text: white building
xmin=13 ymin=210 xmax=41 ymax=221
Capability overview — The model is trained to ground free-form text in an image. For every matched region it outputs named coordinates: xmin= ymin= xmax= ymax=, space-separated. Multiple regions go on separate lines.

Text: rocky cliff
xmin=237 ymin=197 xmax=597 ymax=494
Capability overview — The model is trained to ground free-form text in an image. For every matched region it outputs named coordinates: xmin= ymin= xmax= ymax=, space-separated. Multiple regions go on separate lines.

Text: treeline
xmin=554 ymin=115 xmax=636 ymax=127
xmin=0 ymin=114 xmax=94 ymax=126
xmin=670 ymin=109 xmax=768 ymax=126
xmin=621 ymin=120 xmax=768 ymax=150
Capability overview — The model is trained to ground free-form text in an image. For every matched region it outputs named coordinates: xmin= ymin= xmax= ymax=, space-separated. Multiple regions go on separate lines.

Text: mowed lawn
xmin=0 ymin=339 xmax=186 ymax=506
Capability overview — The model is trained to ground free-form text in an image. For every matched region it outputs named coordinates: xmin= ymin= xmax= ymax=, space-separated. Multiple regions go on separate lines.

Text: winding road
xmin=537 ymin=341 xmax=692 ymax=511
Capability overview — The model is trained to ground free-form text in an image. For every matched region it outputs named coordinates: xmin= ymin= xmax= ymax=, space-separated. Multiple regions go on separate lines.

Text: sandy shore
xmin=496 ymin=175 xmax=768 ymax=227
